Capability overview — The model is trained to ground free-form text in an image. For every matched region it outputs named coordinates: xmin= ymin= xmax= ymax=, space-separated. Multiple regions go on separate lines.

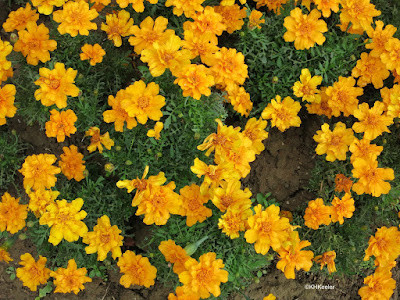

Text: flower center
xmin=100 ymin=233 xmax=111 ymax=244
xmin=49 ymin=79 xmax=60 ymax=90
xmin=28 ymin=39 xmax=40 ymax=49
xmin=137 ymin=96 xmax=150 ymax=109
xmin=196 ymin=268 xmax=212 ymax=284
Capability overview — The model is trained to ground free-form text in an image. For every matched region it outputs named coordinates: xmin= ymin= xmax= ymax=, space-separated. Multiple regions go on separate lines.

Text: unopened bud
xmin=104 ymin=163 xmax=115 ymax=172
xmin=125 ymin=160 xmax=133 ymax=166
xmin=10 ymin=33 xmax=18 ymax=44
xmin=272 ymin=76 xmax=279 ymax=84
xmin=18 ymin=233 xmax=27 ymax=240
xmin=184 ymin=236 xmax=209 ymax=256
xmin=115 ymin=146 xmax=122 ymax=151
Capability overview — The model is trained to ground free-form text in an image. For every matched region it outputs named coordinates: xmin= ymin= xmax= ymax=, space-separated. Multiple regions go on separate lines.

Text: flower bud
xmin=194 ymin=133 xmax=201 ymax=140
xmin=184 ymin=236 xmax=208 ymax=256
xmin=104 ymin=163 xmax=115 ymax=172
xmin=26 ymin=221 xmax=35 ymax=228
xmin=10 ymin=33 xmax=18 ymax=44
xmin=18 ymin=233 xmax=27 ymax=240
xmin=272 ymin=76 xmax=279 ymax=84
xmin=125 ymin=160 xmax=133 ymax=166
xmin=83 ymin=169 xmax=89 ymax=177
xmin=115 ymin=146 xmax=122 ymax=151
xmin=156 ymin=152 xmax=162 ymax=158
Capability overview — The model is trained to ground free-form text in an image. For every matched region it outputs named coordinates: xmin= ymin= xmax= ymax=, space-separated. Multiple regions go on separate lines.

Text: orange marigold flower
xmin=0 ymin=247 xmax=13 ymax=263
xmin=248 ymin=10 xmax=265 ymax=30
xmin=283 ymin=8 xmax=327 ymax=50
xmin=243 ymin=117 xmax=269 ymax=155
xmin=366 ymin=21 xmax=397 ymax=58
xmin=0 ymin=84 xmax=17 ymax=126
xmin=314 ymin=251 xmax=336 ymax=274
xmin=0 ymin=192 xmax=28 ymax=234
xmin=313 ymin=122 xmax=355 ymax=162
xmin=80 ymin=44 xmax=105 ymax=66
xmin=31 ymin=0 xmax=66 ymax=15
xmin=165 ymin=0 xmax=205 ymax=18
xmin=83 ymin=0 xmax=111 ymax=11
xmin=334 ymin=174 xmax=353 ymax=193
xmin=254 ymin=0 xmax=289 ymax=14
xmin=45 ymin=109 xmax=77 ymax=143
xmin=245 ymin=204 xmax=291 ymax=254
xmin=263 ymin=294 xmax=276 ymax=300
xmin=34 ymin=62 xmax=79 ymax=109
xmin=313 ymin=0 xmax=340 ymax=18
xmin=293 ymin=68 xmax=322 ymax=103
xmin=0 ymin=39 xmax=13 ymax=84
xmin=381 ymin=37 xmax=400 ymax=75
xmin=182 ymin=30 xmax=219 ymax=63
xmin=218 ymin=202 xmax=252 ymax=239
xmin=103 ymin=89 xmax=137 ymax=132
xmin=183 ymin=6 xmax=226 ymax=38
xmin=2 ymin=3 xmax=39 ymax=32
xmin=331 ymin=193 xmax=355 ymax=224
xmin=39 ymin=198 xmax=88 ymax=246
xmin=116 ymin=0 xmax=155 ymax=11
xmin=352 ymin=158 xmax=394 ymax=197
xmin=101 ymin=10 xmax=134 ymax=47
xmin=351 ymin=52 xmax=390 ymax=89
xmin=214 ymin=4 xmax=247 ymax=34
xmin=28 ymin=189 xmax=59 ymax=218
xmin=147 ymin=121 xmax=164 ymax=140
xmin=179 ymin=184 xmax=212 ymax=227
xmin=85 ymin=127 xmax=114 ymax=153
xmin=53 ymin=0 xmax=98 ymax=37
xmin=159 ymin=240 xmax=190 ymax=274
xmin=349 ymin=137 xmax=383 ymax=163
xmin=358 ymin=266 xmax=396 ymax=300
xmin=352 ymin=102 xmax=393 ymax=140
xmin=306 ymin=87 xmax=333 ymax=118
xmin=51 ymin=259 xmax=92 ymax=294
xmin=261 ymin=95 xmax=301 ymax=132
xmin=226 ymin=85 xmax=253 ymax=117
xmin=13 ymin=22 xmax=57 ymax=66
xmin=118 ymin=250 xmax=157 ymax=288
xmin=59 ymin=145 xmax=86 ymax=182
xmin=212 ymin=179 xmax=252 ymax=212
xmin=83 ymin=215 xmax=123 ymax=261
xmin=19 ymin=154 xmax=61 ymax=191
xmin=128 ymin=16 xmax=175 ymax=55
xmin=276 ymin=231 xmax=314 ymax=279
xmin=340 ymin=0 xmax=381 ymax=34
xmin=168 ymin=286 xmax=200 ymax=300
xmin=16 ymin=253 xmax=50 ymax=291
xmin=179 ymin=252 xmax=228 ymax=298
xmin=304 ymin=198 xmax=331 ymax=230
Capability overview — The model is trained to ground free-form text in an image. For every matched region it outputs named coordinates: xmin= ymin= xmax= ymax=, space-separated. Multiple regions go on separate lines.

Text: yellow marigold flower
xmin=53 ymin=0 xmax=98 ymax=37
xmin=103 ymin=89 xmax=137 ymax=132
xmin=174 ymin=64 xmax=215 ymax=100
xmin=80 ymin=44 xmax=105 ymax=66
xmin=381 ymin=37 xmax=400 ymax=75
xmin=0 ymin=39 xmax=13 ymax=84
xmin=165 ymin=0 xmax=205 ymax=18
xmin=313 ymin=0 xmax=340 ymax=18
xmin=39 ymin=198 xmax=88 ymax=246
xmin=314 ymin=251 xmax=336 ymax=274
xmin=16 ymin=253 xmax=50 ymax=291
xmin=303 ymin=198 xmax=331 ymax=230
xmin=226 ymin=86 xmax=253 ymax=117
xmin=182 ymin=30 xmax=219 ymax=63
xmin=14 ymin=22 xmax=57 ymax=66
xmin=364 ymin=226 xmax=400 ymax=267
xmin=19 ymin=154 xmax=61 ymax=191
xmin=352 ymin=102 xmax=393 ymax=140
xmin=83 ymin=215 xmax=123 ymax=261
xmin=218 ymin=202 xmax=252 ymax=239
xmin=208 ymin=47 xmax=248 ymax=91
xmin=334 ymin=174 xmax=353 ymax=194
xmin=31 ymin=0 xmax=66 ymax=15
xmin=118 ymin=250 xmax=157 ymax=288
xmin=34 ymin=62 xmax=79 ymax=109
xmin=358 ymin=266 xmax=396 ymax=300
xmin=0 ymin=247 xmax=13 ymax=263
xmin=101 ymin=10 xmax=134 ymax=47
xmin=2 ymin=3 xmax=39 ymax=32
xmin=214 ymin=4 xmax=247 ymax=34
xmin=263 ymin=294 xmax=276 ymax=300
xmin=141 ymin=34 xmax=191 ymax=77
xmin=212 ymin=179 xmax=252 ymax=212
xmin=179 ymin=252 xmax=228 ymax=298
xmin=117 ymin=0 xmax=155 ymax=11
xmin=254 ymin=0 xmax=289 ymax=14
xmin=352 ymin=158 xmax=394 ymax=197
xmin=0 ymin=84 xmax=17 ymax=126
xmin=83 ymin=0 xmax=111 ymax=12
xmin=380 ymin=84 xmax=400 ymax=113
xmin=51 ymin=259 xmax=92 ymax=294
xmin=245 ymin=204 xmax=291 ymax=254
xmin=159 ymin=240 xmax=190 ymax=274
xmin=283 ymin=8 xmax=328 ymax=50
xmin=59 ymin=145 xmax=86 ymax=182
xmin=128 ymin=16 xmax=175 ymax=55
xmin=292 ymin=68 xmax=322 ymax=103
xmin=276 ymin=231 xmax=314 ymax=279
xmin=168 ymin=286 xmax=200 ymax=300
xmin=352 ymin=52 xmax=390 ymax=89
xmin=248 ymin=10 xmax=265 ymax=30
xmin=313 ymin=122 xmax=355 ymax=162
xmin=147 ymin=122 xmax=164 ymax=140
xmin=85 ymin=127 xmax=114 ymax=153
xmin=120 ymin=81 xmax=165 ymax=124
xmin=0 ymin=192 xmax=28 ymax=234
xmin=261 ymin=95 xmax=301 ymax=132
xmin=28 ymin=189 xmax=59 ymax=218
xmin=340 ymin=0 xmax=381 ymax=34
xmin=45 ymin=109 xmax=77 ymax=143
xmin=331 ymin=193 xmax=355 ymax=224
xmin=183 ymin=6 xmax=226 ymax=38
xmin=366 ymin=21 xmax=397 ymax=58
xmin=349 ymin=137 xmax=383 ymax=163
xmin=243 ymin=117 xmax=269 ymax=155
xmin=306 ymin=87 xmax=333 ymax=118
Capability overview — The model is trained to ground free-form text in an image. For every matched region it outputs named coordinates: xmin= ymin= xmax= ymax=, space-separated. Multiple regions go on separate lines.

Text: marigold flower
xmin=306 ymin=87 xmax=333 ymax=118
xmin=103 ymin=90 xmax=137 ymax=132
xmin=179 ymin=184 xmax=212 ymax=227
xmin=165 ymin=0 xmax=205 ymax=18
xmin=226 ymin=86 xmax=253 ymax=117
xmin=85 ymin=127 xmax=114 ymax=153
xmin=168 ymin=286 xmax=200 ymax=300
xmin=31 ymin=0 xmax=66 ymax=15
xmin=80 ymin=44 xmax=105 ymax=66
xmin=276 ymin=231 xmax=314 ymax=279
xmin=34 ymin=62 xmax=79 ymax=109
xmin=182 ymin=30 xmax=219 ymax=63
xmin=352 ymin=158 xmax=394 ymax=197
xmin=381 ymin=38 xmax=400 ymax=76
xmin=313 ymin=122 xmax=355 ymax=162
xmin=53 ymin=0 xmax=98 ymax=37
xmin=358 ymin=267 xmax=396 ymax=300
xmin=16 ymin=253 xmax=50 ymax=291
xmin=366 ymin=21 xmax=397 ymax=58
xmin=118 ymin=250 xmax=157 ymax=288
xmin=254 ymin=0 xmax=289 ymax=14
xmin=352 ymin=52 xmax=390 ymax=89
xmin=83 ymin=0 xmax=111 ymax=11
xmin=83 ymin=215 xmax=123 ymax=261
xmin=313 ymin=0 xmax=340 ymax=18
xmin=101 ymin=10 xmax=134 ymax=47
xmin=263 ymin=294 xmax=276 ymax=300
xmin=243 ymin=117 xmax=269 ymax=155
xmin=0 ymin=39 xmax=13 ymax=84
xmin=28 ymin=189 xmax=59 ymax=218
xmin=218 ymin=202 xmax=252 ymax=239
xmin=159 ymin=240 xmax=190 ymax=274
xmin=314 ymin=251 xmax=336 ymax=274
xmin=212 ymin=179 xmax=252 ymax=212
xmin=0 ymin=192 xmax=28 ymax=234
xmin=334 ymin=174 xmax=353 ymax=194
xmin=327 ymin=76 xmax=363 ymax=116
xmin=248 ymin=10 xmax=265 ymax=30
xmin=293 ymin=68 xmax=322 ymax=103
xmin=45 ymin=109 xmax=77 ymax=143
xmin=340 ymin=0 xmax=381 ymax=34
xmin=147 ymin=121 xmax=164 ymax=140
xmin=59 ymin=145 xmax=86 ymax=182
xmin=39 ymin=198 xmax=88 ymax=246
xmin=2 ymin=3 xmax=39 ymax=32
xmin=304 ymin=198 xmax=331 ymax=230
xmin=179 ymin=252 xmax=228 ymax=298
xmin=0 ymin=84 xmax=17 ymax=126
xmin=51 ymin=259 xmax=92 ymax=294
xmin=19 ymin=154 xmax=61 ymax=191
xmin=116 ymin=0 xmax=153 ymax=11
xmin=0 ymin=247 xmax=13 ymax=263
xmin=214 ymin=5 xmax=246 ymax=34
xmin=261 ymin=95 xmax=301 ymax=132
xmin=183 ymin=7 xmax=226 ymax=38
xmin=331 ymin=193 xmax=355 ymax=224
xmin=283 ymin=8 xmax=327 ymax=50
xmin=349 ymin=138 xmax=383 ymax=163
xmin=14 ymin=22 xmax=57 ymax=66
